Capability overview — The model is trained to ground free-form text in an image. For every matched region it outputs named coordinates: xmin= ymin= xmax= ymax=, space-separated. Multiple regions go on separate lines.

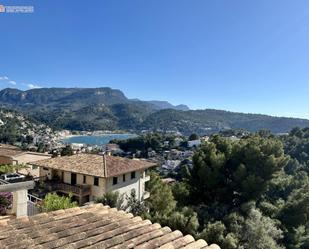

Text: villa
xmin=0 ymin=144 xmax=51 ymax=177
xmin=33 ymin=153 xmax=156 ymax=204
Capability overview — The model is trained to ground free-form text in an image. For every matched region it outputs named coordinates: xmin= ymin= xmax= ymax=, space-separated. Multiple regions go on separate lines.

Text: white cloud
xmin=0 ymin=76 xmax=18 ymax=86
xmin=0 ymin=76 xmax=9 ymax=81
xmin=0 ymin=76 xmax=43 ymax=89
xmin=26 ymin=83 xmax=41 ymax=89
xmin=8 ymin=80 xmax=16 ymax=85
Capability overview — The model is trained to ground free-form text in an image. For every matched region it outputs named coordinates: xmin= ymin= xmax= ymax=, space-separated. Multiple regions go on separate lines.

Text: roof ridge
xmin=33 ymin=153 xmax=157 ymax=178
xmin=0 ymin=204 xmax=220 ymax=249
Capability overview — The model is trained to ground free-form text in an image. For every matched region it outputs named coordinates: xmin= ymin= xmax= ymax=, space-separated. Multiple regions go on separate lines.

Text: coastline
xmin=61 ymin=133 xmax=136 ymax=139
xmin=59 ymin=133 xmax=137 ymax=146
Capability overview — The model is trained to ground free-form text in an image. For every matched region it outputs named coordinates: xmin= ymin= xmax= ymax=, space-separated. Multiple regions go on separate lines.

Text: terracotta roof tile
xmin=33 ymin=154 xmax=156 ymax=177
xmin=0 ymin=144 xmax=43 ymax=160
xmin=158 ymin=235 xmax=195 ymax=249
xmin=0 ymin=144 xmax=20 ymax=150
xmin=0 ymin=204 xmax=220 ymax=249
xmin=0 ymin=147 xmax=23 ymax=157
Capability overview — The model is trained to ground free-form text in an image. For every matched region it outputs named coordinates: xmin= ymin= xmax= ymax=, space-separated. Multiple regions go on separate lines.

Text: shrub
xmin=39 ymin=192 xmax=77 ymax=212
xmin=95 ymin=191 xmax=124 ymax=209
xmin=0 ymin=192 xmax=12 ymax=214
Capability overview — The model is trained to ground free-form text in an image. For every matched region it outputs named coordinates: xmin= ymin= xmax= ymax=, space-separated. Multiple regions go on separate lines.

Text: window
xmin=83 ymin=175 xmax=86 ymax=184
xmin=94 ymin=177 xmax=99 ymax=186
xmin=131 ymin=171 xmax=136 ymax=179
xmin=43 ymin=167 xmax=49 ymax=171
xmin=123 ymin=174 xmax=126 ymax=182
xmin=71 ymin=173 xmax=77 ymax=185
xmin=113 ymin=177 xmax=118 ymax=185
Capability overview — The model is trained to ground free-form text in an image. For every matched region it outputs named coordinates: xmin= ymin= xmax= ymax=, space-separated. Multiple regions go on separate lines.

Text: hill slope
xmin=0 ymin=107 xmax=54 ymax=144
xmin=0 ymin=87 xmax=308 ymax=135
xmin=141 ymin=109 xmax=309 ymax=134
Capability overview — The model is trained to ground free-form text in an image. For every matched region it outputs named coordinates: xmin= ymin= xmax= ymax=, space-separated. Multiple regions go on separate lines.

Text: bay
xmin=61 ymin=134 xmax=137 ymax=146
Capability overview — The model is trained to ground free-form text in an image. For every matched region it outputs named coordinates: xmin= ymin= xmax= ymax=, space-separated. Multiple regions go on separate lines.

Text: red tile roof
xmin=33 ymin=153 xmax=156 ymax=177
xmin=0 ymin=204 xmax=220 ymax=249
xmin=0 ymin=144 xmax=23 ymax=157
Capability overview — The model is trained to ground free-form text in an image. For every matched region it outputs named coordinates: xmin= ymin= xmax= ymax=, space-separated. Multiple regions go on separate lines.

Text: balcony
xmin=144 ymin=175 xmax=150 ymax=182
xmin=53 ymin=182 xmax=91 ymax=196
xmin=143 ymin=191 xmax=150 ymax=200
xmin=45 ymin=181 xmax=91 ymax=197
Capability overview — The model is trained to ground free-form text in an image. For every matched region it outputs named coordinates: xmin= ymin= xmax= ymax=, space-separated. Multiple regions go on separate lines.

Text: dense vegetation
xmin=0 ymin=192 xmax=12 ymax=214
xmin=39 ymin=193 xmax=78 ymax=212
xmin=128 ymin=131 xmax=309 ymax=249
xmin=141 ymin=109 xmax=309 ymax=135
xmin=113 ymin=133 xmax=182 ymax=157
xmin=1 ymin=88 xmax=309 ymax=134
xmin=0 ymin=164 xmax=28 ymax=175
xmin=92 ymin=129 xmax=309 ymax=248
xmin=0 ymin=108 xmax=43 ymax=145
xmin=281 ymin=127 xmax=309 ymax=173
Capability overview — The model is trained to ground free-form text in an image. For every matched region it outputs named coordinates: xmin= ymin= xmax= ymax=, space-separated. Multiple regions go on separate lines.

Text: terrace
xmin=49 ymin=182 xmax=91 ymax=196
xmin=30 ymin=175 xmax=92 ymax=204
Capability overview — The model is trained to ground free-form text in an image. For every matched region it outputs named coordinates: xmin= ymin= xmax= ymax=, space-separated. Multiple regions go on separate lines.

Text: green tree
xmin=171 ymin=181 xmax=190 ymax=207
xmin=40 ymin=193 xmax=77 ymax=212
xmin=146 ymin=173 xmax=176 ymax=219
xmin=166 ymin=207 xmax=200 ymax=236
xmin=95 ymin=191 xmax=124 ymax=209
xmin=189 ymin=133 xmax=199 ymax=141
xmin=241 ymin=208 xmax=284 ymax=249
xmin=0 ymin=164 xmax=27 ymax=174
xmin=199 ymin=207 xmax=284 ymax=249
xmin=199 ymin=221 xmax=238 ymax=249
xmin=287 ymin=225 xmax=309 ymax=249
xmin=189 ymin=135 xmax=288 ymax=206
xmin=279 ymin=182 xmax=309 ymax=229
xmin=37 ymin=143 xmax=46 ymax=153
xmin=61 ymin=145 xmax=74 ymax=156
xmin=125 ymin=190 xmax=148 ymax=216
xmin=290 ymin=127 xmax=304 ymax=138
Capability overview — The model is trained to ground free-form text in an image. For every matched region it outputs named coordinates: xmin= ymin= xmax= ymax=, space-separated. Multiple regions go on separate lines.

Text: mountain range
xmin=0 ymin=87 xmax=308 ymax=135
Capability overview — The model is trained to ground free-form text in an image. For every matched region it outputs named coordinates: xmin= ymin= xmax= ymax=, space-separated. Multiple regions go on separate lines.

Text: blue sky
xmin=0 ymin=0 xmax=309 ymax=118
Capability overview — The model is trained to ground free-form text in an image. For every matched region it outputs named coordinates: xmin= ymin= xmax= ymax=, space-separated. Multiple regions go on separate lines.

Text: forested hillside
xmin=141 ymin=109 xmax=309 ymax=134
xmin=135 ymin=130 xmax=309 ymax=249
xmin=0 ymin=87 xmax=308 ymax=134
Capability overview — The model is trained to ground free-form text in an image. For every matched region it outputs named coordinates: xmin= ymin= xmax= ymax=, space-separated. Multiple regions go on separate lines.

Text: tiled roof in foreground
xmin=33 ymin=153 xmax=156 ymax=177
xmin=0 ymin=204 xmax=220 ymax=249
xmin=0 ymin=143 xmax=23 ymax=157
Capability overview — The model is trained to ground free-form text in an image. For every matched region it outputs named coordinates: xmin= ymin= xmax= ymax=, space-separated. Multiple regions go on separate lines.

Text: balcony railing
xmin=143 ymin=191 xmax=150 ymax=200
xmin=144 ymin=175 xmax=150 ymax=182
xmin=48 ymin=182 xmax=91 ymax=196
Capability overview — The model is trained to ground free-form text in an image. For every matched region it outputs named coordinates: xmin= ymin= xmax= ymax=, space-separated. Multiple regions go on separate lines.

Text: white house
xmin=162 ymin=160 xmax=181 ymax=170
xmin=34 ymin=153 xmax=156 ymax=204
xmin=188 ymin=139 xmax=201 ymax=148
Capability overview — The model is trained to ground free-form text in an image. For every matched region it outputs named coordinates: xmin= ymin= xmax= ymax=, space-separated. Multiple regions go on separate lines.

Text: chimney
xmin=102 ymin=153 xmax=107 ymax=177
